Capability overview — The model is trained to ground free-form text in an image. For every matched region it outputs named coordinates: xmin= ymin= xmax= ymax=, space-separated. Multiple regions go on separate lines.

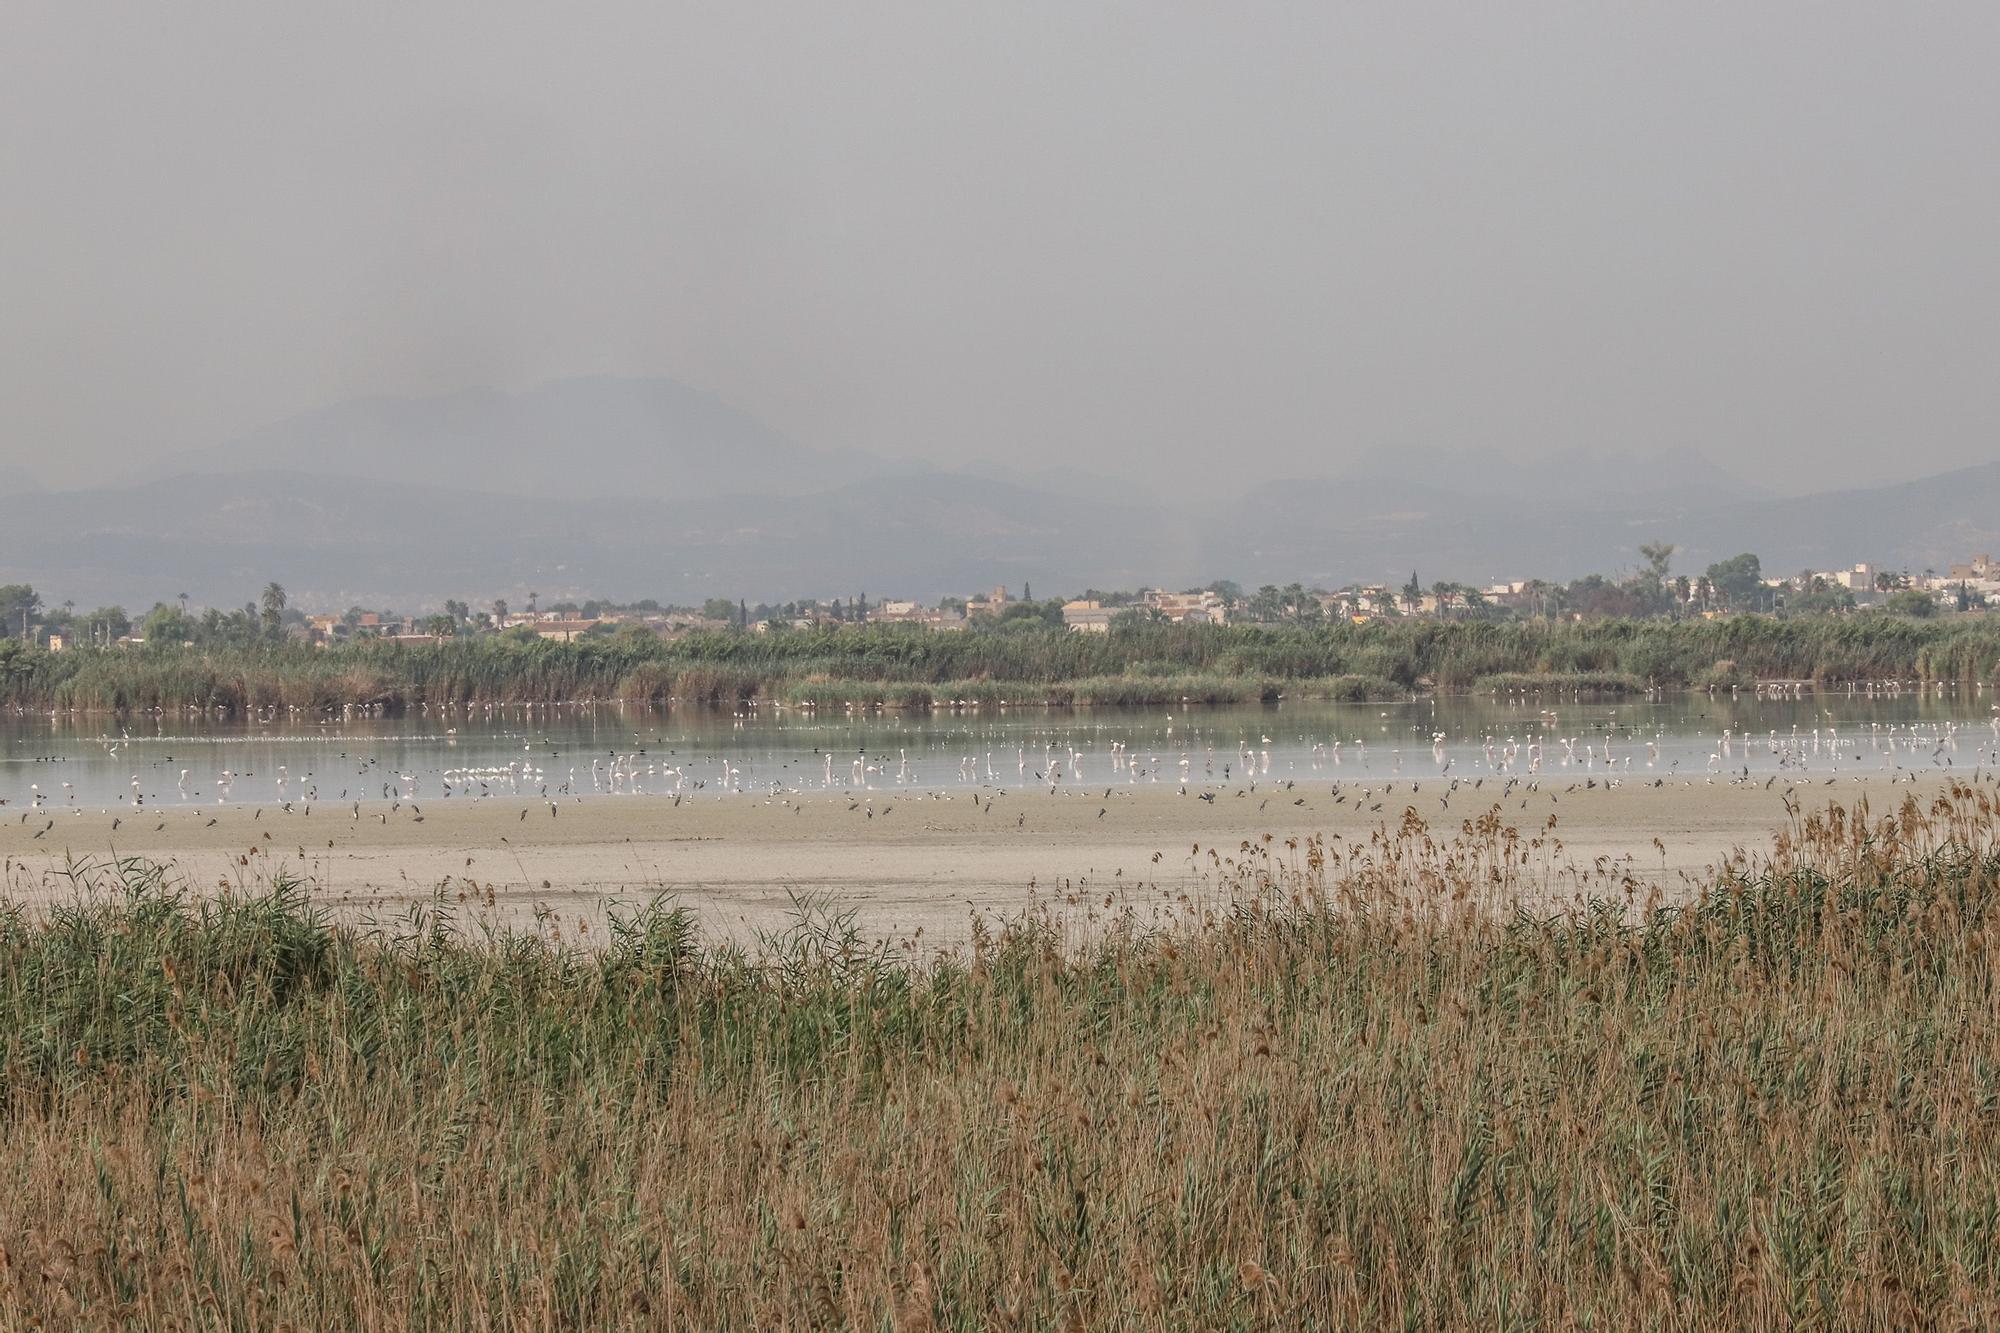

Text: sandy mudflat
xmin=0 ymin=774 xmax=1971 ymax=945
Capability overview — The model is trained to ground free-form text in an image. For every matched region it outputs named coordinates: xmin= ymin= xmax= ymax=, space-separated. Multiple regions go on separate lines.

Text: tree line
xmin=6 ymin=614 xmax=2000 ymax=713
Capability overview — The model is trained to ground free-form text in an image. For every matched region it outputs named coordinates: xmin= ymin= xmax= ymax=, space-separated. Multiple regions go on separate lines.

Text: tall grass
xmin=11 ymin=616 xmax=2000 ymax=712
xmin=4 ymin=785 xmax=2000 ymax=1324
xmin=7 ymin=616 xmax=2000 ymax=713
xmin=1474 ymin=669 xmax=1647 ymax=695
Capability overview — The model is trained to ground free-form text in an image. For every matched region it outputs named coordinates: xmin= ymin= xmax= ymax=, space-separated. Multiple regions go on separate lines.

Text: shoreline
xmin=2 ymin=674 xmax=1975 ymax=722
xmin=3 ymin=773 xmax=1966 ymax=946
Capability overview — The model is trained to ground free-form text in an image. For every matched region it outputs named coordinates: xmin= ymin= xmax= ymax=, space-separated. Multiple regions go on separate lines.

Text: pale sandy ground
xmin=0 ymin=774 xmax=1964 ymax=948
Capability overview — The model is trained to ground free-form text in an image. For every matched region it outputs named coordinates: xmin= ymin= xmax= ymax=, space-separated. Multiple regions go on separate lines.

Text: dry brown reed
xmin=4 ymin=783 xmax=2000 ymax=1327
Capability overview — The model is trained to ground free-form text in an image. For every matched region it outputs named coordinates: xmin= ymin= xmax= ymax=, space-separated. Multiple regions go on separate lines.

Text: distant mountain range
xmin=5 ymin=377 xmax=1995 ymax=609
xmin=143 ymin=376 xmax=887 ymax=501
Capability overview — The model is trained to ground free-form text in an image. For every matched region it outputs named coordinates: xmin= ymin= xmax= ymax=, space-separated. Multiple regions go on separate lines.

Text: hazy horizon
xmin=0 ymin=371 xmax=1805 ymax=503
xmin=7 ymin=3 xmax=2000 ymax=500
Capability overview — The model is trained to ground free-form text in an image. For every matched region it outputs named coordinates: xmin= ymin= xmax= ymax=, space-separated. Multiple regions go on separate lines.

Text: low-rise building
xmin=1141 ymin=589 xmax=1228 ymax=624
xmin=534 ymin=619 xmax=601 ymax=642
xmin=964 ymin=586 xmax=1013 ymax=618
xmin=1950 ymin=554 xmax=1997 ymax=581
xmin=1346 ymin=587 xmax=1401 ymax=618
xmin=1062 ymin=600 xmax=1116 ymax=633
xmin=849 ymin=599 xmax=967 ymax=629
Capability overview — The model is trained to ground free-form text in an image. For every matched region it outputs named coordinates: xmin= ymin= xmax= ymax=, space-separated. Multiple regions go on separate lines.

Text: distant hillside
xmin=0 ymin=470 xmax=1167 ymax=611
xmin=1701 ymin=461 xmax=2000 ymax=578
xmin=9 ymin=377 xmax=1998 ymax=610
xmin=1325 ymin=444 xmax=1773 ymax=511
xmin=8 ymin=458 xmax=1998 ymax=614
xmin=147 ymin=376 xmax=885 ymax=502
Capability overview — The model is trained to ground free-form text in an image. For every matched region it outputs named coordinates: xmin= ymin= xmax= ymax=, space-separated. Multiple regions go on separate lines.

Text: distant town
xmin=3 ymin=549 xmax=1998 ymax=651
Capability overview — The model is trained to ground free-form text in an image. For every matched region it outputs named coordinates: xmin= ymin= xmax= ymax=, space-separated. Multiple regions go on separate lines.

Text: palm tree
xmin=177 ymin=592 xmax=189 ymax=616
xmin=260 ymin=582 xmax=287 ymax=635
xmin=1282 ymin=582 xmax=1311 ymax=623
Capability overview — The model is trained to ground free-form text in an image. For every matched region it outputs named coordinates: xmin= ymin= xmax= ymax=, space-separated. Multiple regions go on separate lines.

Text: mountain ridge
xmin=5 ymin=459 xmax=1997 ymax=612
xmin=141 ymin=376 xmax=887 ymax=502
xmin=6 ymin=378 xmax=1993 ymax=608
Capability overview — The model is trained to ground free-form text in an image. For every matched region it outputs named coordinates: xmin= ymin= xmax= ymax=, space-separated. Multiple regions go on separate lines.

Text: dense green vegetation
xmin=3 ymin=614 xmax=1999 ymax=713
xmin=3 ymin=787 xmax=1999 ymax=1324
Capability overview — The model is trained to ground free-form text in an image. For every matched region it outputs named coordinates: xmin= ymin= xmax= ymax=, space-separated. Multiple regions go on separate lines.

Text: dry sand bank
xmin=0 ymin=774 xmax=1968 ymax=945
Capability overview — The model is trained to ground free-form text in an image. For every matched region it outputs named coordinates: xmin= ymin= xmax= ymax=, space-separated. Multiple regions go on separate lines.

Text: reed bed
xmin=4 ymin=784 xmax=2000 ymax=1326
xmin=8 ymin=615 xmax=2000 ymax=714
xmin=1287 ymin=672 xmax=1402 ymax=702
xmin=1474 ymin=669 xmax=1647 ymax=696
xmin=1069 ymin=672 xmax=1280 ymax=706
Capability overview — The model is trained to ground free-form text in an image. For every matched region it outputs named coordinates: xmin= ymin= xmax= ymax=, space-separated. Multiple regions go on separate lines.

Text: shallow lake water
xmin=3 ymin=688 xmax=1998 ymax=811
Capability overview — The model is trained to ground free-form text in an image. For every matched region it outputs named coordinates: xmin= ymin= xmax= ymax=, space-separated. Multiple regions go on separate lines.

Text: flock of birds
xmin=6 ymin=705 xmax=2000 ymax=819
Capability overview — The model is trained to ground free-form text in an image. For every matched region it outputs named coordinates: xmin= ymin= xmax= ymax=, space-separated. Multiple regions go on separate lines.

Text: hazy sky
xmin=5 ymin=2 xmax=1998 ymax=492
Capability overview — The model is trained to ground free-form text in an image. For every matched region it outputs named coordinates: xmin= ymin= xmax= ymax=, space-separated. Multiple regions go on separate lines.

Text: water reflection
xmin=3 ymin=689 xmax=1996 ymax=810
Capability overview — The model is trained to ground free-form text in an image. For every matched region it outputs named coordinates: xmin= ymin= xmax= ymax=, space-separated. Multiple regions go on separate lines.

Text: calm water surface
xmin=3 ymin=691 xmax=1998 ymax=811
